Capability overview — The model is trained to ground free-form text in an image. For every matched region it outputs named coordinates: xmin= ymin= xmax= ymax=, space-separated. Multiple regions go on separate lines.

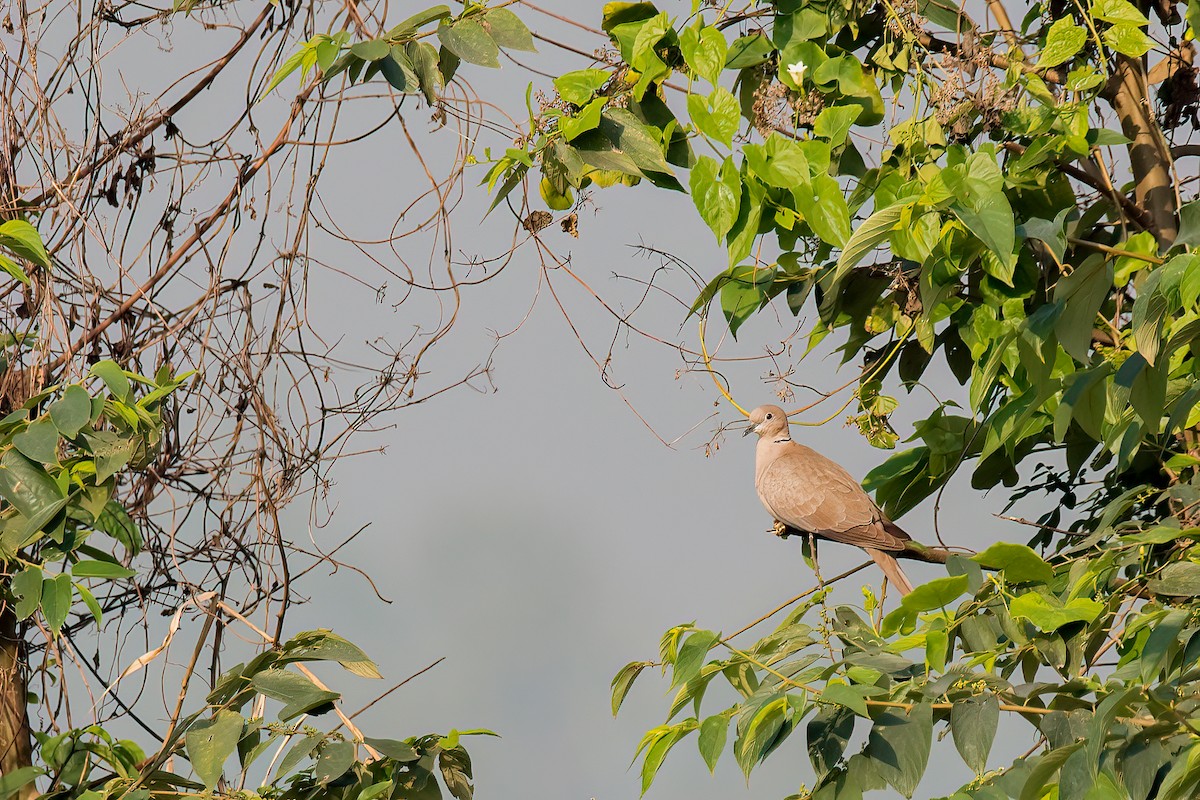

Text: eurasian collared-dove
xmin=745 ymin=404 xmax=946 ymax=595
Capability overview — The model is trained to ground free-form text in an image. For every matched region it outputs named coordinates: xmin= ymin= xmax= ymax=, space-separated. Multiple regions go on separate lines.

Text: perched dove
xmin=745 ymin=404 xmax=944 ymax=595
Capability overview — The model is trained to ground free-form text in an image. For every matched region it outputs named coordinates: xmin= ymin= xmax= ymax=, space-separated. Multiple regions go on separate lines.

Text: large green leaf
xmin=40 ymin=574 xmax=72 ymax=634
xmin=689 ymin=156 xmax=740 ymax=241
xmin=281 ymin=630 xmax=382 ymax=679
xmin=950 ymin=695 xmax=998 ymax=776
xmin=972 ymin=542 xmax=1054 ymax=584
xmin=794 ymin=174 xmax=851 ymax=248
xmin=833 ymin=201 xmax=909 ymax=289
xmin=48 ymin=385 xmax=92 ymax=438
xmin=612 ymin=661 xmax=649 ymax=716
xmin=251 ymin=669 xmax=340 ymax=720
xmin=314 ymin=741 xmax=355 ymax=784
xmin=900 ymin=574 xmax=968 ymax=612
xmin=12 ymin=566 xmax=42 ymax=620
xmin=671 ymin=629 xmax=718 ymax=687
xmin=0 ymin=220 xmax=52 ymax=269
xmin=185 ymin=711 xmax=245 ymax=789
xmin=482 ymin=8 xmax=534 ymax=52
xmin=1147 ymin=562 xmax=1200 ymax=596
xmin=864 ymin=704 xmax=932 ymax=798
xmin=437 ymin=18 xmax=500 ymax=68
xmin=1009 ymin=593 xmax=1103 ymax=632
xmin=13 ymin=417 xmax=61 ymax=464
xmin=697 ymin=714 xmax=728 ymax=773
xmin=0 ymin=449 xmax=66 ymax=521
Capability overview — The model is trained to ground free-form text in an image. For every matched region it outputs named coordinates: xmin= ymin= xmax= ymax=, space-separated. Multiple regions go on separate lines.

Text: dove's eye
xmin=766 ymin=413 xmax=773 ymax=419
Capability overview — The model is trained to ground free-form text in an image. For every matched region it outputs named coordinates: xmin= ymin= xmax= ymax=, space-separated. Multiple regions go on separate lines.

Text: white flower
xmin=786 ymin=61 xmax=807 ymax=85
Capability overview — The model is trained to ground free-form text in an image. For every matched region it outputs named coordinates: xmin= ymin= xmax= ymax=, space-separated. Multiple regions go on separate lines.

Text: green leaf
xmin=689 ymin=156 xmax=740 ymax=241
xmin=639 ymin=721 xmax=696 ymax=794
xmin=315 ymin=741 xmax=355 ymax=784
xmin=1147 ymin=561 xmax=1200 ymax=596
xmin=41 ymin=573 xmax=72 ymax=634
xmin=726 ymin=178 xmax=765 ymax=266
xmin=864 ymin=704 xmax=932 ymax=798
xmin=1054 ymin=254 xmax=1112 ymax=361
xmin=350 ymin=38 xmax=391 ymax=60
xmin=1018 ymin=210 xmax=1070 ymax=264
xmin=820 ymin=682 xmax=870 ymax=718
xmin=185 ymin=710 xmax=245 ymax=790
xmin=85 ymin=430 xmax=136 ymax=485
xmin=0 ymin=220 xmax=52 ymax=269
xmin=406 ymin=41 xmax=444 ymax=104
xmin=1092 ymin=0 xmax=1150 ymax=24
xmin=1176 ymin=199 xmax=1200 ymax=250
xmin=13 ymin=416 xmax=60 ymax=464
xmin=0 ymin=767 xmax=44 ymax=800
xmin=554 ymin=69 xmax=608 ymax=105
xmin=672 ymin=629 xmax=719 ymax=687
xmin=381 ymin=46 xmax=420 ymax=92
xmin=275 ymin=734 xmax=320 ymax=777
xmin=794 ymin=174 xmax=852 ymax=247
xmin=559 ymin=97 xmax=604 ymax=140
xmin=437 ymin=18 xmax=500 ymax=68
xmin=49 ymin=385 xmax=92 ymax=438
xmin=72 ymin=560 xmax=136 ymax=580
xmin=679 ymin=25 xmax=727 ymax=84
xmin=439 ymin=746 xmax=474 ymax=800
xmin=1038 ymin=17 xmax=1087 ymax=66
xmin=972 ymin=542 xmax=1054 ymax=583
xmin=599 ymin=109 xmax=672 ymax=174
xmin=807 ymin=705 xmax=854 ymax=776
xmin=952 ymin=192 xmax=1015 ymax=276
xmin=76 ymin=583 xmax=103 ymax=626
xmin=688 ymin=87 xmax=740 ymax=146
xmin=12 ymin=566 xmax=42 ymax=620
xmin=720 ymin=265 xmax=773 ymax=337
xmin=95 ymin=500 xmax=142 ymax=554
xmin=1131 ymin=268 xmax=1169 ymax=365
xmin=611 ymin=661 xmax=649 ymax=716
xmin=735 ymin=696 xmax=789 ymax=777
xmin=724 ymin=32 xmax=772 ymax=69
xmin=834 ymin=201 xmax=908 ymax=289
xmin=482 ymin=7 xmax=535 ymax=51
xmin=813 ymin=105 xmax=862 ymax=147
xmin=90 ymin=360 xmax=132 ymax=401
xmin=262 ymin=46 xmax=309 ymax=97
xmin=281 ymin=629 xmax=382 ymax=679
xmin=900 ymin=574 xmax=968 ymax=612
xmin=1009 ymin=592 xmax=1103 ymax=632
xmin=363 ymin=737 xmax=420 ymax=761
xmin=251 ymin=669 xmax=341 ymax=720
xmin=0 ymin=449 xmax=66 ymax=521
xmin=950 ymin=695 xmax=998 ymax=776
xmin=697 ymin=714 xmax=727 ymax=772
xmin=1102 ymin=23 xmax=1151 ymax=57
xmin=387 ymin=5 xmax=452 ymax=39
xmin=1157 ymin=741 xmax=1200 ymax=800
xmin=0 ymin=254 xmax=29 ymax=285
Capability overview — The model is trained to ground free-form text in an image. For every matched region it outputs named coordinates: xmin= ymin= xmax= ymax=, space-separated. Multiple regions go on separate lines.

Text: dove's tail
xmin=867 ymin=547 xmax=914 ymax=595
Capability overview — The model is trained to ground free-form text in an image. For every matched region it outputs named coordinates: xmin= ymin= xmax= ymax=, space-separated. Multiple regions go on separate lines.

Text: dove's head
xmin=744 ymin=405 xmax=790 ymax=438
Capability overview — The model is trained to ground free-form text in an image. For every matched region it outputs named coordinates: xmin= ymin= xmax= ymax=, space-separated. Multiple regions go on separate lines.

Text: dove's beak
xmin=742 ymin=423 xmax=757 ymax=437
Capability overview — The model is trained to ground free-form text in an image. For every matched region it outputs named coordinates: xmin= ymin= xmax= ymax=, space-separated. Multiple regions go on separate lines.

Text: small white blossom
xmin=786 ymin=61 xmax=807 ymax=85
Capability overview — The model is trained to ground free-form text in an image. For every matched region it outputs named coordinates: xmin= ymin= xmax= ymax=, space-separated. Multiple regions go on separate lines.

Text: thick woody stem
xmin=1108 ymin=55 xmax=1179 ymax=246
xmin=0 ymin=604 xmax=35 ymax=800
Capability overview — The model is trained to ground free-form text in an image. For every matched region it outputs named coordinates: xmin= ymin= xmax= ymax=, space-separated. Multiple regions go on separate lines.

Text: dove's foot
xmin=772 ymin=520 xmax=790 ymax=539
